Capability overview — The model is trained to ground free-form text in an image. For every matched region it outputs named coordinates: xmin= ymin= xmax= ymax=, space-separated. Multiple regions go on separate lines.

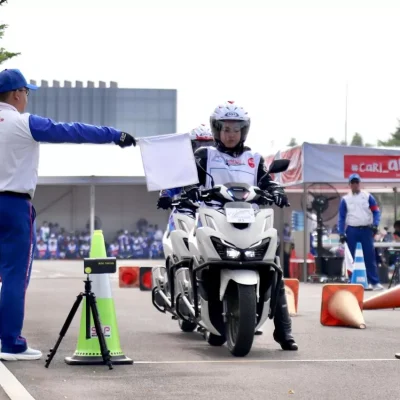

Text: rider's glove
xmin=339 ymin=234 xmax=346 ymax=244
xmin=259 ymin=191 xmax=274 ymax=206
xmin=185 ymin=186 xmax=200 ymax=202
xmin=117 ymin=132 xmax=137 ymax=148
xmin=157 ymin=196 xmax=172 ymax=210
xmin=272 ymin=190 xmax=290 ymax=208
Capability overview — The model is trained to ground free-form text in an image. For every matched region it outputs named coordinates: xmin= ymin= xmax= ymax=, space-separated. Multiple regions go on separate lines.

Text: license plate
xmin=226 ymin=207 xmax=255 ymax=223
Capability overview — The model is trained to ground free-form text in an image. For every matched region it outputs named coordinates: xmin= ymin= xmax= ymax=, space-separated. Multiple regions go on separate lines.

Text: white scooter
xmin=172 ymin=159 xmax=290 ymax=357
xmin=151 ymin=195 xmax=200 ymax=332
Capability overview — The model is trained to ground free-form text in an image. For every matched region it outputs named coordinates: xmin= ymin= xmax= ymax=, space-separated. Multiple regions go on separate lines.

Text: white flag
xmin=344 ymin=243 xmax=354 ymax=273
xmin=138 ymin=132 xmax=199 ymax=191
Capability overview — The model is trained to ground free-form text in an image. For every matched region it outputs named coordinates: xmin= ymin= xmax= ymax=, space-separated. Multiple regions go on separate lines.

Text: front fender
xmin=219 ymin=269 xmax=260 ymax=301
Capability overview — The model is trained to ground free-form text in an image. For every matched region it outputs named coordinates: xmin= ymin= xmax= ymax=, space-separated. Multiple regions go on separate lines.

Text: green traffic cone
xmin=65 ymin=230 xmax=133 ymax=365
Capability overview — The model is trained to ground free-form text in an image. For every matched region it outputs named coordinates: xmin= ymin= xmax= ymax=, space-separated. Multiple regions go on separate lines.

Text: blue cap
xmin=349 ymin=173 xmax=361 ymax=182
xmin=0 ymin=69 xmax=38 ymax=93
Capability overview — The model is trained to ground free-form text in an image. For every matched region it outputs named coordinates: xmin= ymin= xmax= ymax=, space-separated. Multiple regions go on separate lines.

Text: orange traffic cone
xmin=363 ymin=285 xmax=400 ymax=310
xmin=284 ymin=279 xmax=299 ymax=316
xmin=320 ymin=284 xmax=366 ymax=329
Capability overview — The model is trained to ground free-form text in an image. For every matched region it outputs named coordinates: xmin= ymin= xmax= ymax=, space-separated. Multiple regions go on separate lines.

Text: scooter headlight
xmin=211 ymin=237 xmax=241 ymax=260
xmin=244 ymin=250 xmax=256 ymax=258
xmin=210 ymin=237 xmax=270 ymax=261
xmin=244 ymin=238 xmax=271 ymax=261
xmin=226 ymin=248 xmax=241 ymax=259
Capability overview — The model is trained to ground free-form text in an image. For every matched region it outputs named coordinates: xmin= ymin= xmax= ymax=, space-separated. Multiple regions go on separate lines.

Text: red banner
xmin=280 ymin=146 xmax=303 ymax=184
xmin=344 ymin=155 xmax=400 ymax=179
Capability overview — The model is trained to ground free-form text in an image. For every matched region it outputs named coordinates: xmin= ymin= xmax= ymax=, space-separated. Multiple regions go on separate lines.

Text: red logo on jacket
xmin=248 ymin=158 xmax=255 ymax=168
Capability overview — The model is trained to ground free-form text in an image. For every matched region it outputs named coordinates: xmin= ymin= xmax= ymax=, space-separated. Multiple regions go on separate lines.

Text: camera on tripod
xmin=83 ymin=257 xmax=117 ymax=275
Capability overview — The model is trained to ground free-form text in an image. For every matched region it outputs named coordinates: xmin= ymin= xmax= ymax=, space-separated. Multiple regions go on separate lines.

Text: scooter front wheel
xmin=224 ymin=282 xmax=256 ymax=357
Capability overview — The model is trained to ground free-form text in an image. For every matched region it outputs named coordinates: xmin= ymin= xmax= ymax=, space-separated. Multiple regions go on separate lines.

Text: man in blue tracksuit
xmin=0 ymin=69 xmax=137 ymax=361
xmin=338 ymin=173 xmax=384 ymax=290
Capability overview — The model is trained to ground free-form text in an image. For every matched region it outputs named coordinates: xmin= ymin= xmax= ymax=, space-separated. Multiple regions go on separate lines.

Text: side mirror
xmin=268 ymin=159 xmax=290 ymax=174
xmin=257 ymin=158 xmax=290 ymax=187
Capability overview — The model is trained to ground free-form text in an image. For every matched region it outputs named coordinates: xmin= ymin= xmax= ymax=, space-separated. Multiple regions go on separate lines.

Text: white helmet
xmin=189 ymin=124 xmax=214 ymax=152
xmin=210 ymin=101 xmax=251 ymax=142
xmin=189 ymin=124 xmax=213 ymax=141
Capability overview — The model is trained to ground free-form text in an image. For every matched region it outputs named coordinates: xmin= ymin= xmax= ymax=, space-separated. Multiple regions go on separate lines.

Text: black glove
xmin=185 ymin=186 xmax=200 ymax=202
xmin=157 ymin=196 xmax=172 ymax=210
xmin=259 ymin=191 xmax=274 ymax=206
xmin=118 ymin=132 xmax=137 ymax=148
xmin=272 ymin=191 xmax=290 ymax=208
xmin=371 ymin=225 xmax=379 ymax=235
xmin=339 ymin=234 xmax=346 ymax=244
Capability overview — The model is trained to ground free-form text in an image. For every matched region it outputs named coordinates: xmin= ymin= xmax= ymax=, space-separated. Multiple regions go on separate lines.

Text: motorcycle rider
xmin=183 ymin=101 xmax=298 ymax=351
xmin=156 ymin=124 xmax=215 ymax=211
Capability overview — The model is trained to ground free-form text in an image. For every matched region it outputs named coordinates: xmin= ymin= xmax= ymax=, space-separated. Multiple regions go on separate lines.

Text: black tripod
xmin=45 ymin=276 xmax=113 ymax=370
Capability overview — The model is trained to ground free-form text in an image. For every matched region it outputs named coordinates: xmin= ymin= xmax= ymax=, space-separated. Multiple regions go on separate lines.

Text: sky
xmin=2 ymin=0 xmax=400 ymax=154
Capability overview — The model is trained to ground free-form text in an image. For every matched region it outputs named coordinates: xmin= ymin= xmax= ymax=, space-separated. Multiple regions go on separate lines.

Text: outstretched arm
xmin=25 ymin=114 xmax=134 ymax=146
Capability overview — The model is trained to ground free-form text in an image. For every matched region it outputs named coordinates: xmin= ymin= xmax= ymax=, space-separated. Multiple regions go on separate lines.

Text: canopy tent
xmin=264 ymin=142 xmax=400 ymax=281
xmin=264 ymin=142 xmax=400 ymax=192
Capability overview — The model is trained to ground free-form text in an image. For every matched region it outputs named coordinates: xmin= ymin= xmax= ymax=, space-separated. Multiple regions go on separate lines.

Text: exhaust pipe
xmin=182 ymin=295 xmax=196 ymax=317
xmin=180 ymin=295 xmax=208 ymax=331
xmin=158 ymin=290 xmax=172 ymax=309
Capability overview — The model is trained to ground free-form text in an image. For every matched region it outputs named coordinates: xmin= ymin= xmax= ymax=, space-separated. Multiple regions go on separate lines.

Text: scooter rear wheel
xmin=178 ymin=318 xmax=197 ymax=332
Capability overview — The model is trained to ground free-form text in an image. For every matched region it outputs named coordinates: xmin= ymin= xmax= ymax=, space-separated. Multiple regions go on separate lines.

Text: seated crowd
xmin=34 ymin=220 xmax=165 ymax=260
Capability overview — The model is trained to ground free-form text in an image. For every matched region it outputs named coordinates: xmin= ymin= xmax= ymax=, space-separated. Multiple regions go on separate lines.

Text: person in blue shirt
xmin=338 ymin=173 xmax=384 ymax=290
xmin=0 ymin=68 xmax=137 ymax=361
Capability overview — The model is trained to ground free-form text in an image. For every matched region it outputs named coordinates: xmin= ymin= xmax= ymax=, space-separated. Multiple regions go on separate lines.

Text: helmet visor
xmin=214 ymin=120 xmax=247 ymax=134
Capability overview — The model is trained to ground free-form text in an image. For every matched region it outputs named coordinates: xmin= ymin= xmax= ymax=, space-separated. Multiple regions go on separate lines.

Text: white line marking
xmin=134 ymin=358 xmax=398 ymax=365
xmin=0 ymin=361 xmax=36 ymax=399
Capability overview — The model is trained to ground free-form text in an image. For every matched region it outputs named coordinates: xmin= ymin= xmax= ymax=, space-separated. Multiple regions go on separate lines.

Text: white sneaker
xmin=0 ymin=347 xmax=42 ymax=361
xmin=372 ymin=283 xmax=384 ymax=291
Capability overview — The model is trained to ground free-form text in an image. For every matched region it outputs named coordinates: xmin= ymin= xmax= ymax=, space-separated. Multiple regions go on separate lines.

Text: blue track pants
xmin=346 ymin=225 xmax=380 ymax=285
xmin=0 ymin=194 xmax=36 ymax=353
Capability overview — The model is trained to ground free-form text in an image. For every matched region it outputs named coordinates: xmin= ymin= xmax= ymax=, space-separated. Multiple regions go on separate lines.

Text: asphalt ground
xmin=0 ymin=260 xmax=399 ymax=400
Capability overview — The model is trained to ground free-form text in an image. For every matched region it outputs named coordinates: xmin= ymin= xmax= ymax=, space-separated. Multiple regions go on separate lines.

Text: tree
xmin=0 ymin=0 xmax=20 ymax=65
xmin=378 ymin=120 xmax=400 ymax=147
xmin=287 ymin=137 xmax=297 ymax=147
xmin=328 ymin=137 xmax=338 ymax=145
xmin=350 ymin=132 xmax=364 ymax=146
